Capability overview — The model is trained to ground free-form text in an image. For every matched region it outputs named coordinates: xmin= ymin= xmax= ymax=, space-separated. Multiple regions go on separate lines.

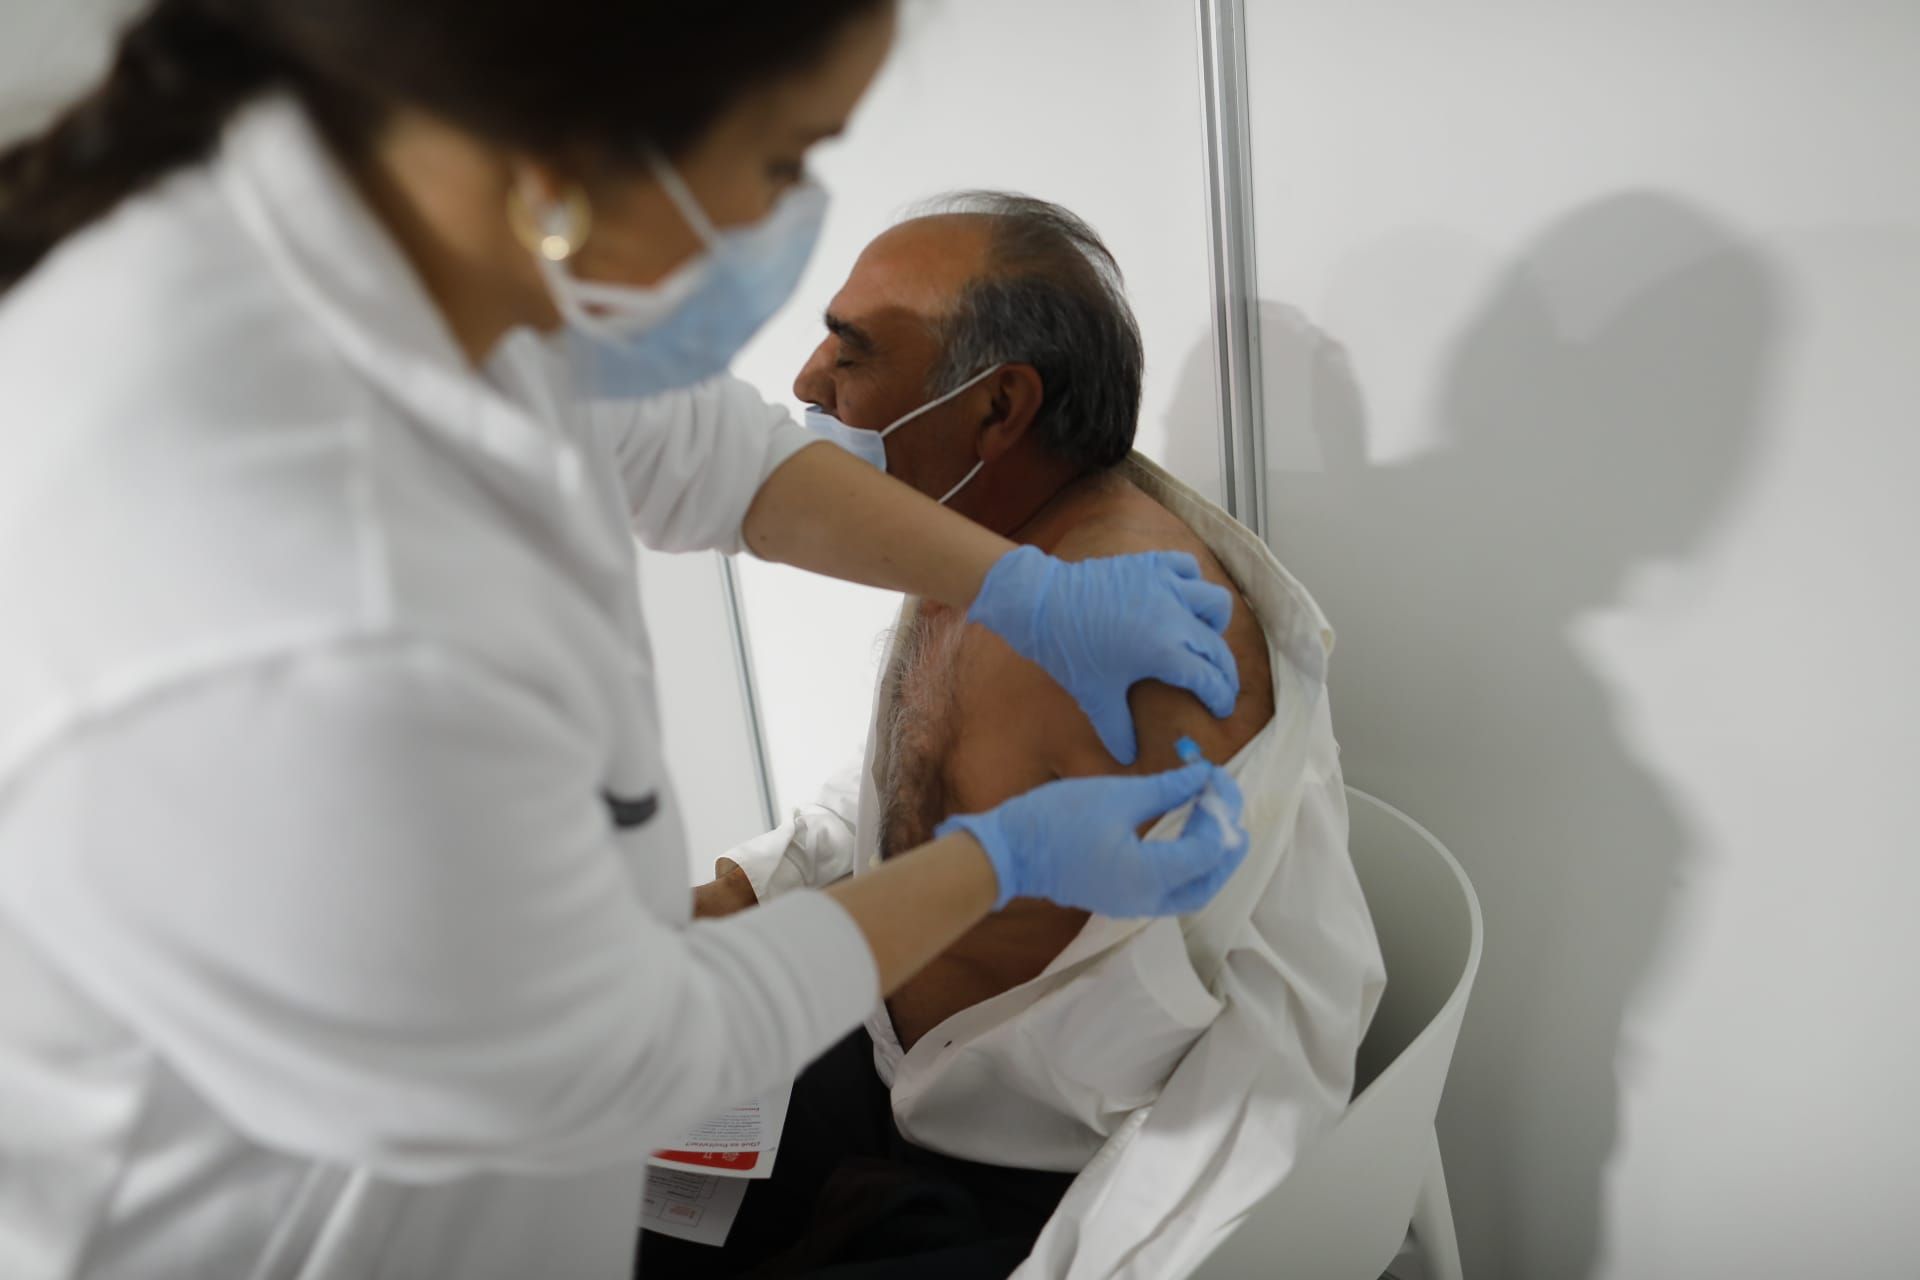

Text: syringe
xmin=1174 ymin=735 xmax=1246 ymax=852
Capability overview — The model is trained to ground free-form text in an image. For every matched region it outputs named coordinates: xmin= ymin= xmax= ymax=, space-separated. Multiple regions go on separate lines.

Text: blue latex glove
xmin=936 ymin=760 xmax=1249 ymax=917
xmin=967 ymin=546 xmax=1239 ymax=764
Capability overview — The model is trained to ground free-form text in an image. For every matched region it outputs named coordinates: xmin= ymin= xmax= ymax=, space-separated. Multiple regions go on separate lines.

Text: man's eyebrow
xmin=824 ymin=311 xmax=875 ymax=354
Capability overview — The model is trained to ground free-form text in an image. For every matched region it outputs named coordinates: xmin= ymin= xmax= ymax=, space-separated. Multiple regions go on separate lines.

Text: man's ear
xmin=975 ymin=364 xmax=1045 ymax=462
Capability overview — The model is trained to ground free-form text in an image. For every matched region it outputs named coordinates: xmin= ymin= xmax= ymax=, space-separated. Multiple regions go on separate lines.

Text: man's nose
xmin=793 ymin=342 xmax=836 ymax=412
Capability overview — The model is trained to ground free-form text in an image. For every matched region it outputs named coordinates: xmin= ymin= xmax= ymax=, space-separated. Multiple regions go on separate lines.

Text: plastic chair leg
xmin=1410 ymin=1126 xmax=1463 ymax=1280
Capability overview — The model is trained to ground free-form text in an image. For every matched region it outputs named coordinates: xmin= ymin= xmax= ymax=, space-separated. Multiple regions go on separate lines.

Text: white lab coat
xmin=0 ymin=96 xmax=879 ymax=1280
xmin=729 ymin=454 xmax=1387 ymax=1277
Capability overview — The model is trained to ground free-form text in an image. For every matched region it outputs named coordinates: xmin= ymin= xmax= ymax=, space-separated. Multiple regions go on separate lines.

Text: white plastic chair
xmin=1190 ymin=787 xmax=1484 ymax=1280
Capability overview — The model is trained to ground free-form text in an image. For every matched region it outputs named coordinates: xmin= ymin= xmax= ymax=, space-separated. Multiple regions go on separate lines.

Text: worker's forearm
xmin=826 ymin=832 xmax=999 ymax=994
xmin=742 ymin=442 xmax=1014 ymax=608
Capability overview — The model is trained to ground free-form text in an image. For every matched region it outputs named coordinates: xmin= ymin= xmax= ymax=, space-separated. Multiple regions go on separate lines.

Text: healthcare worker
xmin=0 ymin=3 xmax=1251 ymax=1278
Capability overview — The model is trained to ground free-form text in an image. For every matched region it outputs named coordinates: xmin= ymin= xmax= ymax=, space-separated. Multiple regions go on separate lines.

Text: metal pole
xmin=717 ymin=554 xmax=780 ymax=831
xmin=1196 ymin=0 xmax=1269 ymax=543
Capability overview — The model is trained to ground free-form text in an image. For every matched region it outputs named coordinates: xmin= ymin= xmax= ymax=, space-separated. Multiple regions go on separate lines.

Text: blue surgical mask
xmin=535 ymin=157 xmax=828 ymax=399
xmin=802 ymin=363 xmax=1003 ymax=505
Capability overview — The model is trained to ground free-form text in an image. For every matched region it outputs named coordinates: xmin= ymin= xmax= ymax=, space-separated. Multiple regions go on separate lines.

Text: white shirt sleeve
xmin=0 ymin=639 xmax=878 ymax=1182
xmin=590 ymin=376 xmax=819 ymax=556
xmin=724 ymin=756 xmax=865 ymax=903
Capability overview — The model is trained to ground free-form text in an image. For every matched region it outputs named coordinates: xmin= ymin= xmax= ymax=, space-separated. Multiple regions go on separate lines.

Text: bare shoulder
xmin=960 ymin=474 xmax=1276 ymax=781
xmin=1042 ymin=475 xmax=1214 ymax=567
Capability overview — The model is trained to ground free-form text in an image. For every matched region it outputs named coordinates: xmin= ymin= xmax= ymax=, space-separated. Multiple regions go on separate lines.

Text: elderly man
xmin=657 ymin=194 xmax=1384 ymax=1279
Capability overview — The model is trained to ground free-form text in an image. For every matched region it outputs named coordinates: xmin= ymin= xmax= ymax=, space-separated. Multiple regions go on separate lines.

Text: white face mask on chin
xmin=801 ymin=362 xmax=1003 ymax=505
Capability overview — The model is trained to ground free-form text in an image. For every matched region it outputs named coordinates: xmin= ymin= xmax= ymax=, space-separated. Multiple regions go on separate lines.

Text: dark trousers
xmin=637 ymin=1031 xmax=1074 ymax=1279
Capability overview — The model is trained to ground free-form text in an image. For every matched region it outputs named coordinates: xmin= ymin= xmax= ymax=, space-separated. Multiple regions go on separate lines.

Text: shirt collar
xmin=213 ymin=95 xmax=583 ymax=497
xmin=1123 ymin=452 xmax=1337 ymax=683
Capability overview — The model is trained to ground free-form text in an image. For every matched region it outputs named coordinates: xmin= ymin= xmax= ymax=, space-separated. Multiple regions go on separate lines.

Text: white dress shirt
xmin=0 ymin=96 xmax=877 ymax=1280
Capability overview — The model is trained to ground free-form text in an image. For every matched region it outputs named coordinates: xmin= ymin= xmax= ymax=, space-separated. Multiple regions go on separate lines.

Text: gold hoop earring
xmin=507 ymin=182 xmax=594 ymax=262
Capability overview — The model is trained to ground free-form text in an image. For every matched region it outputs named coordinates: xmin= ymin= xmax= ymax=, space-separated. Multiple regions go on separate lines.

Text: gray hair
xmin=907 ymin=191 xmax=1144 ymax=473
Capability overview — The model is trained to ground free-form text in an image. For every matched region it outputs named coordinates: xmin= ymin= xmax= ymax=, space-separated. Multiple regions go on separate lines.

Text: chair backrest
xmin=1190 ymin=788 xmax=1483 ymax=1280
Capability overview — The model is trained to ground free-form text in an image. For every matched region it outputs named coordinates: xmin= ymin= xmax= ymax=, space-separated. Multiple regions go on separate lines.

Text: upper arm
xmin=597 ymin=376 xmax=816 ymax=555
xmin=964 ymin=523 xmax=1262 ymax=783
xmin=963 ymin=638 xmax=1234 ymax=789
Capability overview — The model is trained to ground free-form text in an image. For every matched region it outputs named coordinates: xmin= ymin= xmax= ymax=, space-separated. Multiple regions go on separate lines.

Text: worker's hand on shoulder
xmin=966 ymin=546 xmax=1240 ymax=765
xmin=936 ymin=761 xmax=1248 ymax=918
xmin=692 ymin=858 xmax=759 ymax=919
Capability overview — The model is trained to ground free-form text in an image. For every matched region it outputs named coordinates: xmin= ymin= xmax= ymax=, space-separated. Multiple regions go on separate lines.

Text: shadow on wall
xmin=1168 ymin=192 xmax=1782 ymax=1279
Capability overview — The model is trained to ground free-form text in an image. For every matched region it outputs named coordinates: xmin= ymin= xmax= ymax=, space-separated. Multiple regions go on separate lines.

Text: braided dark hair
xmin=0 ymin=0 xmax=891 ymax=292
xmin=0 ymin=1 xmax=275 ymax=288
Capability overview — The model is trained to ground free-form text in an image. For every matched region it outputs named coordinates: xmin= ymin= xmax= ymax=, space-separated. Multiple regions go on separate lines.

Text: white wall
xmin=1243 ymin=3 xmax=1920 ymax=1276
xmin=634 ymin=548 xmax=778 ymax=879
xmin=727 ymin=0 xmax=1225 ymax=814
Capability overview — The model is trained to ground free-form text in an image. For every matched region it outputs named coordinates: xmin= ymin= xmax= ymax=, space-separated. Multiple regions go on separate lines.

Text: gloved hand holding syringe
xmin=936 ymin=735 xmax=1248 ymax=918
xmin=1175 ymin=734 xmax=1247 ymax=854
